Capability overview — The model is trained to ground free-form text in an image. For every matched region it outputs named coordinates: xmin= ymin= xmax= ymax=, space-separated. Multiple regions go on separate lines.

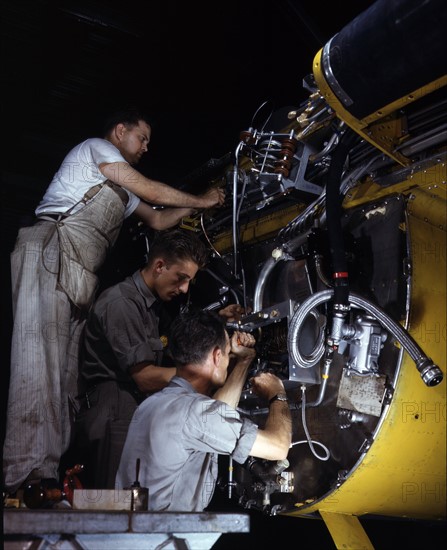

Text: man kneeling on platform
xmin=116 ymin=309 xmax=292 ymax=511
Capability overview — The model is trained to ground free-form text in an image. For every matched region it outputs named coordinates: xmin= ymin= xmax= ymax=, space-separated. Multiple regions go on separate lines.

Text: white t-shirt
xmin=35 ymin=138 xmax=140 ymax=217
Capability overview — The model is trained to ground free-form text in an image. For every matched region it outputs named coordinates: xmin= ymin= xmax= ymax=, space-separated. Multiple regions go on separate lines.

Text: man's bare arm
xmin=248 ymin=372 xmax=292 ymax=461
xmin=133 ymin=202 xmax=197 ymax=230
xmin=129 ymin=362 xmax=176 ymax=393
xmin=100 ymin=161 xmax=224 ymax=208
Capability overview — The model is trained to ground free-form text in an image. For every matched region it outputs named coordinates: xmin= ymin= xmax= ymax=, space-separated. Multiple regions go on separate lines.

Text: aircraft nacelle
xmin=178 ymin=0 xmax=446 ymax=541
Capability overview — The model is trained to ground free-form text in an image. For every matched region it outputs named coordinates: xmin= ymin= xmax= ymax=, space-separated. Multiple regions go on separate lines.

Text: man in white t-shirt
xmin=3 ymin=107 xmax=225 ymax=496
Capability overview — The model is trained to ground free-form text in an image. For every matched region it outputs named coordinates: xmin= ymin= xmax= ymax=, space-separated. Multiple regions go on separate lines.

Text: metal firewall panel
xmin=238 ymin=300 xmax=321 ymax=386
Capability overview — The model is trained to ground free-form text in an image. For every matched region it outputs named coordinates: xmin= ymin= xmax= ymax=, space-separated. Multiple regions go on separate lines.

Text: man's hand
xmin=219 ymin=304 xmax=245 ymax=323
xmin=230 ymin=331 xmax=256 ymax=360
xmin=199 ymin=187 xmax=225 ymax=208
xmin=250 ymin=372 xmax=286 ymax=401
xmin=213 ymin=331 xmax=255 ymax=407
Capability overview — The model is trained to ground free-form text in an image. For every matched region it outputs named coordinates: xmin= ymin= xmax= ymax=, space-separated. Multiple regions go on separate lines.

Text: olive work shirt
xmin=116 ymin=376 xmax=259 ymax=511
xmin=80 ymin=270 xmax=164 ymax=394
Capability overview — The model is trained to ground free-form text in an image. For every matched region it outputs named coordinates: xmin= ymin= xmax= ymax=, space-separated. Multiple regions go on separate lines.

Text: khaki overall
xmin=3 ymin=182 xmax=127 ymax=492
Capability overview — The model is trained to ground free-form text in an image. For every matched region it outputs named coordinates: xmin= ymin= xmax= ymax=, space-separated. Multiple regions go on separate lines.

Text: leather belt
xmin=37 ymin=212 xmax=66 ymax=222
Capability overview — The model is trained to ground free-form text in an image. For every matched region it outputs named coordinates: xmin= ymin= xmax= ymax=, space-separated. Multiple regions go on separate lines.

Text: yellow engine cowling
xmin=286 ymin=164 xmax=446 ymax=521
xmin=283 ymin=0 xmax=447 ymax=539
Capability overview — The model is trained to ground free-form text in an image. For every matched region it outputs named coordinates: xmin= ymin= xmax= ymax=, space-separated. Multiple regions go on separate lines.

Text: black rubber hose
xmin=325 ymin=128 xmax=359 ymax=307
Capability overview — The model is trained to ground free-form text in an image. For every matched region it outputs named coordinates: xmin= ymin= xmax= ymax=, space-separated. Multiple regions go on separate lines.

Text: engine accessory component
xmin=338 ymin=314 xmax=388 ymax=375
xmin=289 ymin=289 xmax=443 ymax=386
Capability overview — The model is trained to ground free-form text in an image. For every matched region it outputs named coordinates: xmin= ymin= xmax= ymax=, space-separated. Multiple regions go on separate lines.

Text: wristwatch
xmin=269 ymin=393 xmax=288 ymax=405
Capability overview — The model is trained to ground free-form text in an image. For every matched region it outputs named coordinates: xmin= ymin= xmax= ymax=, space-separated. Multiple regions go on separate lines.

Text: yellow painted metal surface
xmin=210 ymin=203 xmax=308 ymax=253
xmin=286 ymin=164 xmax=447 ymax=521
xmin=343 ymin=158 xmax=446 ymax=211
xmin=320 ymin=511 xmax=375 ymax=550
xmin=312 ymin=48 xmax=447 ymax=167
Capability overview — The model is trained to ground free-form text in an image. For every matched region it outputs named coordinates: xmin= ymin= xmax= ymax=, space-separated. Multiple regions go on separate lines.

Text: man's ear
xmin=116 ymin=123 xmax=126 ymax=137
xmin=154 ymin=259 xmax=165 ymax=274
xmin=212 ymin=346 xmax=221 ymax=367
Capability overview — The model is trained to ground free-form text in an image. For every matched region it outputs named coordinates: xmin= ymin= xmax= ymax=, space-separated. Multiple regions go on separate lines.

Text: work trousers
xmin=3 ymin=222 xmax=85 ymax=491
xmin=3 ymin=184 xmax=125 ymax=493
xmin=73 ymin=381 xmax=143 ymax=489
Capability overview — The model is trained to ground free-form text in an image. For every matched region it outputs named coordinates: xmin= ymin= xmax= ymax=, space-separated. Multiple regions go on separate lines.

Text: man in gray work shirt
xmin=74 ymin=229 xmax=207 ymax=488
xmin=116 ymin=309 xmax=292 ymax=511
xmin=74 ymin=229 xmax=244 ymax=488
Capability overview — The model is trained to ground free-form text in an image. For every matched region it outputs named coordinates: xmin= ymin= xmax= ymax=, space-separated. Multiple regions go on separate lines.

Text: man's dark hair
xmin=168 ymin=310 xmax=227 ymax=367
xmin=147 ymin=229 xmax=209 ymax=269
xmin=102 ymin=107 xmax=151 ymax=137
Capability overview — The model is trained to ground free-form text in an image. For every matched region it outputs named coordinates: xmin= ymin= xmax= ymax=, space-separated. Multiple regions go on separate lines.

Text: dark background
xmin=2 ymin=0 xmax=377 ymax=246
xmin=2 ymin=1 xmax=446 ymax=547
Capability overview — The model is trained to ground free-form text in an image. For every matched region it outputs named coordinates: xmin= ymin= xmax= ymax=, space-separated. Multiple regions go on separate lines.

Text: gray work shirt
xmin=80 ymin=270 xmax=164 ymax=389
xmin=116 ymin=376 xmax=258 ymax=511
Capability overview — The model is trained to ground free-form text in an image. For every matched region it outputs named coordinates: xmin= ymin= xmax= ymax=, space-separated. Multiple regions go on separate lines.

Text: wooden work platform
xmin=3 ymin=509 xmax=250 ymax=549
